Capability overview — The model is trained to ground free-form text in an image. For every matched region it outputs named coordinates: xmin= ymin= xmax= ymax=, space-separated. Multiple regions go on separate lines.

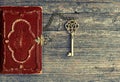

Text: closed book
xmin=0 ymin=7 xmax=42 ymax=74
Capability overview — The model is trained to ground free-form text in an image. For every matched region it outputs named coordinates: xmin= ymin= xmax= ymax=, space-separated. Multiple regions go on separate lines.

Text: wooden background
xmin=1 ymin=0 xmax=120 ymax=82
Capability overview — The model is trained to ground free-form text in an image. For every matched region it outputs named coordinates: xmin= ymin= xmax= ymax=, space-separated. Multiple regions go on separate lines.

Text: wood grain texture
xmin=1 ymin=0 xmax=120 ymax=82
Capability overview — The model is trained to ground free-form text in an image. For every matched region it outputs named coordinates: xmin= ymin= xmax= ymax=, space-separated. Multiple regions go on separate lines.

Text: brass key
xmin=65 ymin=20 xmax=79 ymax=56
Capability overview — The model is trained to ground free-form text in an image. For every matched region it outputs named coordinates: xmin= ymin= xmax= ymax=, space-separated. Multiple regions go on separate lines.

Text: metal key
xmin=65 ymin=20 xmax=79 ymax=56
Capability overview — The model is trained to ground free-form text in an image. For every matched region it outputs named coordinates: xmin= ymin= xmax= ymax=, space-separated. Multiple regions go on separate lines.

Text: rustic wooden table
xmin=0 ymin=0 xmax=120 ymax=82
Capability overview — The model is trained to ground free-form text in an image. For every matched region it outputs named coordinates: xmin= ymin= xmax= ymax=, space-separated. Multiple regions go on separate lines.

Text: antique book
xmin=0 ymin=7 xmax=42 ymax=74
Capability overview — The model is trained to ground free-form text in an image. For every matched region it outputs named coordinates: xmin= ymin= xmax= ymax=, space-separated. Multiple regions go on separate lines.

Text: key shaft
xmin=68 ymin=33 xmax=74 ymax=56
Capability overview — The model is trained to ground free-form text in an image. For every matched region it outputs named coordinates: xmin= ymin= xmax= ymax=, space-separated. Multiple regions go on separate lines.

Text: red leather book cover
xmin=0 ymin=6 xmax=42 ymax=74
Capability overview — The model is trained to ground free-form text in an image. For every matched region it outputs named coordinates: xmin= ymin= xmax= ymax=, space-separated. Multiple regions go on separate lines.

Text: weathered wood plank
xmin=3 ymin=2 xmax=120 ymax=13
